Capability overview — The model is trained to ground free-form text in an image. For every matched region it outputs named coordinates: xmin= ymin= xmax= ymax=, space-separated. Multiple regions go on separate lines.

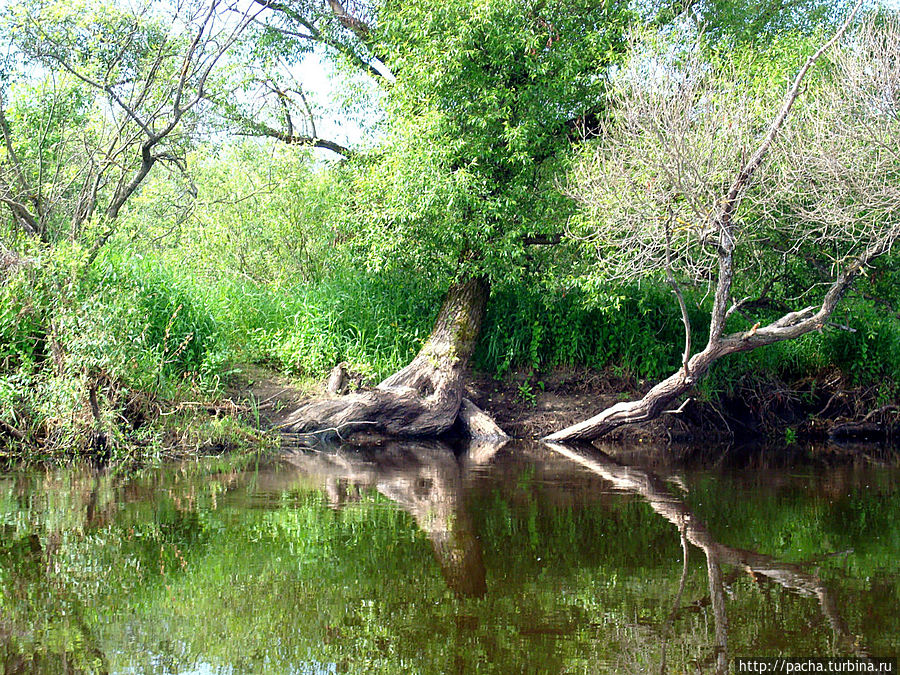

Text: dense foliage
xmin=0 ymin=0 xmax=898 ymax=460
xmin=350 ymin=0 xmax=630 ymax=281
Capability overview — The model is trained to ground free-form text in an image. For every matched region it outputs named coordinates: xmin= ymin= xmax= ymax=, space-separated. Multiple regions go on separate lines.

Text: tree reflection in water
xmin=545 ymin=442 xmax=866 ymax=674
xmin=281 ymin=437 xmax=508 ymax=599
xmin=2 ymin=440 xmax=893 ymax=673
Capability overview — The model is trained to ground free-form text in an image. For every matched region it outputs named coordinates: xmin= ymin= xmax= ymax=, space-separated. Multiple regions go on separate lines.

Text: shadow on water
xmin=1 ymin=439 xmax=897 ymax=673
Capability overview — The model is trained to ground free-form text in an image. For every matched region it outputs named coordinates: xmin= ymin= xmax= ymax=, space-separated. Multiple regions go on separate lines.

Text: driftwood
xmin=326 ymin=362 xmax=349 ymax=395
xmin=830 ymin=404 xmax=898 ymax=440
xmin=325 ymin=362 xmax=368 ymax=395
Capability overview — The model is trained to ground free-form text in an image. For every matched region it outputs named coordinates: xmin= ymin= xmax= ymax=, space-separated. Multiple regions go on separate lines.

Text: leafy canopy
xmin=349 ymin=0 xmax=631 ymax=282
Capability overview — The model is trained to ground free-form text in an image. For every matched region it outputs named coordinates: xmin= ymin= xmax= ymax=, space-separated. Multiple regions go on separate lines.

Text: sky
xmin=292 ymin=50 xmax=384 ymax=154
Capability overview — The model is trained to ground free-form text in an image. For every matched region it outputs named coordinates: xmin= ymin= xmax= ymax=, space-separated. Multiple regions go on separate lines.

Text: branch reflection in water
xmin=3 ymin=439 xmax=891 ymax=673
xmin=545 ymin=442 xmax=866 ymax=674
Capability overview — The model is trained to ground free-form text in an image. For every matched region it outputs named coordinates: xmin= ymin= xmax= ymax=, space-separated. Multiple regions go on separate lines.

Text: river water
xmin=1 ymin=440 xmax=898 ymax=673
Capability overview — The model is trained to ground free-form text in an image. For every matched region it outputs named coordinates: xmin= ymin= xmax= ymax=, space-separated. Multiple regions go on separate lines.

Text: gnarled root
xmin=281 ymin=277 xmax=505 ymax=440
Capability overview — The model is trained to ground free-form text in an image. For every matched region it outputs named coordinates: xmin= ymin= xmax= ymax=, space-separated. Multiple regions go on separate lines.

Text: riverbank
xmin=468 ymin=368 xmax=900 ymax=445
xmin=228 ymin=364 xmax=899 ymax=448
xmin=5 ymin=245 xmax=899 ymax=466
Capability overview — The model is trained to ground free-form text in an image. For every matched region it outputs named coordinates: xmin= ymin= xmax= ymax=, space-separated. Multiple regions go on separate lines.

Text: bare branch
xmin=664 ymin=208 xmax=692 ymax=374
xmin=549 ymin=8 xmax=900 ymax=443
xmin=217 ymin=97 xmax=355 ymax=158
xmin=251 ymin=0 xmax=389 ymax=82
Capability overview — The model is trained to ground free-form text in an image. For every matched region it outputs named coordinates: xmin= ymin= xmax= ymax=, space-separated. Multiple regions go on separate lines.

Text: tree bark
xmin=281 ymin=276 xmax=491 ymax=438
xmin=544 ymin=264 xmax=868 ymax=443
xmin=458 ymin=397 xmax=509 ymax=441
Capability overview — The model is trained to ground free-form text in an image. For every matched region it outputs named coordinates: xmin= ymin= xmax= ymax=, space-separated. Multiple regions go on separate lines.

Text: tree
xmin=198 ymin=0 xmax=391 ymax=158
xmin=651 ymin=0 xmax=857 ymax=44
xmin=279 ymin=0 xmax=631 ymax=438
xmin=0 ymin=77 xmax=95 ymax=242
xmin=546 ymin=4 xmax=900 ymax=442
xmin=1 ymin=0 xmax=259 ymax=260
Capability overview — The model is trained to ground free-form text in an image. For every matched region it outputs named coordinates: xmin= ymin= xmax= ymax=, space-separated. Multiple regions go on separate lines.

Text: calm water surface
xmin=1 ymin=441 xmax=898 ymax=673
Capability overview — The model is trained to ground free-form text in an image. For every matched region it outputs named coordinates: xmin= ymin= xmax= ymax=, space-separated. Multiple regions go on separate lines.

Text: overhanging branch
xmin=222 ymin=102 xmax=355 ymax=158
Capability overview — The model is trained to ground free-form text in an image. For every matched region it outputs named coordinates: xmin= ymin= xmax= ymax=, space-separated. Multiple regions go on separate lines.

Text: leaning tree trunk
xmin=281 ymin=276 xmax=489 ymax=438
xmin=543 ymin=264 xmax=875 ymax=444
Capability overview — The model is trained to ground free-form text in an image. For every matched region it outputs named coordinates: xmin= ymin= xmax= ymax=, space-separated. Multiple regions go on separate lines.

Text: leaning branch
xmin=0 ymin=417 xmax=25 ymax=441
xmin=718 ymin=0 xmax=863 ymax=230
xmin=544 ymin=233 xmax=895 ymax=443
xmin=707 ymin=0 xmax=864 ymax=342
xmin=251 ymin=0 xmax=389 ymax=83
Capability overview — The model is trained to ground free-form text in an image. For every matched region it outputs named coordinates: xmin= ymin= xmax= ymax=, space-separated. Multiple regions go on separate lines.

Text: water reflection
xmin=1 ymin=469 xmax=113 ymax=674
xmin=280 ymin=438 xmax=507 ymax=598
xmin=546 ymin=442 xmax=867 ymax=673
xmin=0 ymin=441 xmax=897 ymax=674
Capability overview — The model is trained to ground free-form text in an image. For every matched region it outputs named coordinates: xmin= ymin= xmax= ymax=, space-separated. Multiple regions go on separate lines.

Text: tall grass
xmin=475 ymin=281 xmax=699 ymax=379
xmin=4 ymin=239 xmax=898 ymax=463
xmin=0 ymin=245 xmax=226 ymax=461
xmin=476 ymin=276 xmax=900 ymax=400
xmin=186 ymin=262 xmax=900 ymax=396
xmin=184 ymin=269 xmax=443 ymax=383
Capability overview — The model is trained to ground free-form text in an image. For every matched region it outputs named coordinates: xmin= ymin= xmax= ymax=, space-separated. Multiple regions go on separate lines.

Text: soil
xmin=226 ymin=364 xmax=900 ymax=446
xmin=225 ymin=364 xmax=312 ymax=429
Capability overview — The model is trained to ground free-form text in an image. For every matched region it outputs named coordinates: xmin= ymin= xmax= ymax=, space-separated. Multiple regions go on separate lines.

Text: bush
xmin=0 ymin=245 xmax=225 ymax=460
xmin=192 ymin=270 xmax=443 ymax=383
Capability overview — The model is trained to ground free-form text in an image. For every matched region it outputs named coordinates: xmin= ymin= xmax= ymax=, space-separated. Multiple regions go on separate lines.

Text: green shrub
xmin=192 ymin=270 xmax=443 ymax=383
xmin=0 ymin=245 xmax=227 ymax=460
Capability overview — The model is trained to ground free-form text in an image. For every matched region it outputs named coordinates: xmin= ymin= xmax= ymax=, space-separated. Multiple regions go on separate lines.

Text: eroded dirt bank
xmin=228 ymin=365 xmax=899 ymax=447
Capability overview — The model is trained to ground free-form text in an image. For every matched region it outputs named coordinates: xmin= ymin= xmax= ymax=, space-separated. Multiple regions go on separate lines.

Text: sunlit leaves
xmin=345 ymin=0 xmax=631 ymax=282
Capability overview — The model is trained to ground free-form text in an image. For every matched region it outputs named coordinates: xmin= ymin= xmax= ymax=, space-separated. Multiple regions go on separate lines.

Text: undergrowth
xmin=186 ymin=269 xmax=443 ymax=384
xmin=476 ymin=275 xmax=900 ymax=406
xmin=0 ymin=245 xmax=266 ymax=465
xmin=4 ymin=241 xmax=899 ymax=464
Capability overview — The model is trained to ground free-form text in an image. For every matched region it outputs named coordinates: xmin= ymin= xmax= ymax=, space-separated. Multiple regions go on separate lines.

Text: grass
xmin=3 ymin=240 xmax=899 ymax=464
xmin=0 ymin=245 xmax=266 ymax=465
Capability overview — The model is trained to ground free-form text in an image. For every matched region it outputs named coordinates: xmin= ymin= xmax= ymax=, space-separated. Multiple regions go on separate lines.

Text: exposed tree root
xmin=281 ymin=277 xmax=506 ymax=440
xmin=458 ymin=398 xmax=509 ymax=441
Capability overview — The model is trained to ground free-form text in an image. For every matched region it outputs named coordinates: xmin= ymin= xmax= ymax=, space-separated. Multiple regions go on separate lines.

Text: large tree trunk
xmin=281 ymin=276 xmax=490 ymax=438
